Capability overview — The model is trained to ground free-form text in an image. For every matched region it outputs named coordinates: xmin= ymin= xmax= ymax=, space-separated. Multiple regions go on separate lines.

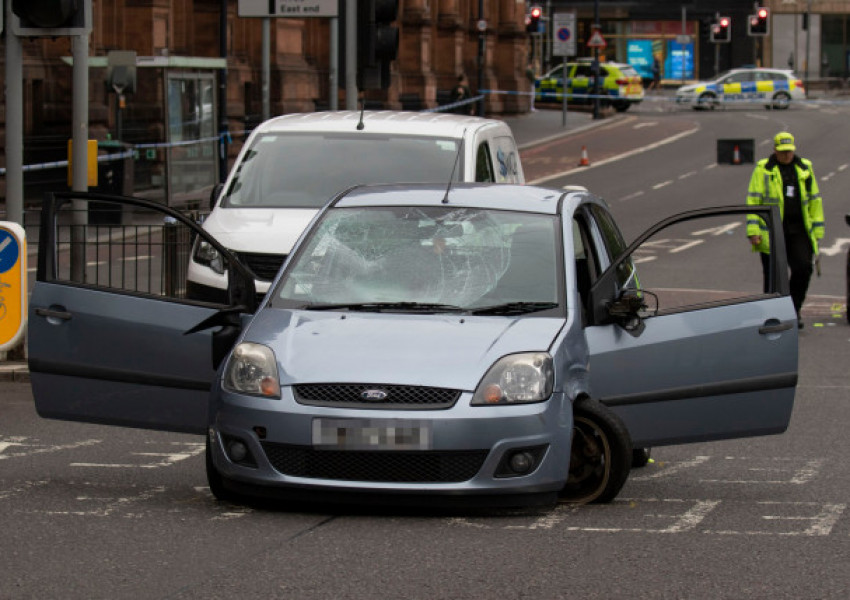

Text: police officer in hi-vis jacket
xmin=746 ymin=131 xmax=825 ymax=329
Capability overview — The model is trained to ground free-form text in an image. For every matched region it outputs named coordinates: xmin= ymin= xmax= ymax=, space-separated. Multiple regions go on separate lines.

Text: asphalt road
xmin=3 ymin=101 xmax=850 ymax=599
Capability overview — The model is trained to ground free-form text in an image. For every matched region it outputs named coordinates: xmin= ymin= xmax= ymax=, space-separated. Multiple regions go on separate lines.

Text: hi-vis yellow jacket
xmin=746 ymin=155 xmax=824 ymax=254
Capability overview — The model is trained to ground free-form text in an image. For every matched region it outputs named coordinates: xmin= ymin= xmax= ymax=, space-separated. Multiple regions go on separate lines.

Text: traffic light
xmin=11 ymin=0 xmax=91 ymax=37
xmin=748 ymin=8 xmax=770 ymax=36
xmin=710 ymin=16 xmax=731 ymax=43
xmin=357 ymin=0 xmax=400 ymax=90
xmin=526 ymin=6 xmax=542 ymax=34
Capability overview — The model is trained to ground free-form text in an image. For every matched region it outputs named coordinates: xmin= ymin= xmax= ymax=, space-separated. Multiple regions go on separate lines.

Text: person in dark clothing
xmin=450 ymin=74 xmax=474 ymax=115
xmin=746 ymin=131 xmax=825 ymax=328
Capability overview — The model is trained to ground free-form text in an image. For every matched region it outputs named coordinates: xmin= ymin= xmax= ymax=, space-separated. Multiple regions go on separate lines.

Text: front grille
xmin=294 ymin=384 xmax=462 ymax=410
xmin=235 ymin=251 xmax=286 ymax=281
xmin=262 ymin=443 xmax=488 ymax=483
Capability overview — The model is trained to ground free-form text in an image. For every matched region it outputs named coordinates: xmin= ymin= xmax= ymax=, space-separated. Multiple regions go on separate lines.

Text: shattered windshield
xmin=222 ymin=133 xmax=463 ymax=209
xmin=272 ymin=206 xmax=563 ymax=313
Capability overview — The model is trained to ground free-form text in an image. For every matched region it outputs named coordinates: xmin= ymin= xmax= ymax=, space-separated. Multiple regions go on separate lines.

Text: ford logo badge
xmin=361 ymin=389 xmax=388 ymax=401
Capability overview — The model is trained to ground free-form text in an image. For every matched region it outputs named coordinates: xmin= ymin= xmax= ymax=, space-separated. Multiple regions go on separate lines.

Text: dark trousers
xmin=760 ymin=230 xmax=814 ymax=315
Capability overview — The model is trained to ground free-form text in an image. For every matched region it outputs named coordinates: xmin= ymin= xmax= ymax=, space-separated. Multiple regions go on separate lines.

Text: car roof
xmin=335 ymin=183 xmax=585 ymax=215
xmin=252 ymin=110 xmax=507 ymax=138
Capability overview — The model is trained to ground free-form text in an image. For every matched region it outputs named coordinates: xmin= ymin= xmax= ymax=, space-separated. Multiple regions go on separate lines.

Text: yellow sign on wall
xmin=0 ymin=222 xmax=28 ymax=351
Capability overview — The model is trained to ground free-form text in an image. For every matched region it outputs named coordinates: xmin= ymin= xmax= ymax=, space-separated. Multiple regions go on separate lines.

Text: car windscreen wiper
xmin=470 ymin=302 xmax=559 ymax=316
xmin=302 ymin=302 xmax=468 ymax=313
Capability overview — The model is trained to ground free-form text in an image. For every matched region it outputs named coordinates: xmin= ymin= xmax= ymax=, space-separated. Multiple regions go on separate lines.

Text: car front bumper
xmin=209 ymin=387 xmax=573 ymax=502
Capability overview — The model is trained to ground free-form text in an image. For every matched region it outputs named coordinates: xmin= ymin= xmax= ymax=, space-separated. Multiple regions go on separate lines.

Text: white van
xmin=186 ymin=111 xmax=525 ymax=302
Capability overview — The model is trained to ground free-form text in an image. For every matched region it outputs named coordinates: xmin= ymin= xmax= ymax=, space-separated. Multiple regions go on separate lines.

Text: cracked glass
xmin=273 ymin=206 xmax=562 ymax=312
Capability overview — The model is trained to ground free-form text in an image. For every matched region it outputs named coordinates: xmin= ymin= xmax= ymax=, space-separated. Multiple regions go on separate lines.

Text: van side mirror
xmin=210 ymin=183 xmax=224 ymax=210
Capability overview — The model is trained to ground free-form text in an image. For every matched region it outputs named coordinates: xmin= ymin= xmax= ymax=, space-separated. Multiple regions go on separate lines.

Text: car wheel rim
xmin=562 ymin=415 xmax=612 ymax=504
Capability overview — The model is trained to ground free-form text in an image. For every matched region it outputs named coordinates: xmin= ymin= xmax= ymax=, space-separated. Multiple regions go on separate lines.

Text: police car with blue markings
xmin=535 ymin=61 xmax=644 ymax=112
xmin=675 ymin=67 xmax=805 ymax=110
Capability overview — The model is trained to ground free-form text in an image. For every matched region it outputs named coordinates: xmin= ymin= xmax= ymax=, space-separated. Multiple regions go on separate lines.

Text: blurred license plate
xmin=312 ymin=418 xmax=432 ymax=450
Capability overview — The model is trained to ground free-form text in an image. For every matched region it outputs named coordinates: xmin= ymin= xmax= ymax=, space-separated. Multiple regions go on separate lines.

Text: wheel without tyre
xmin=560 ymin=398 xmax=633 ymax=504
xmin=696 ymin=93 xmax=717 ymax=110
xmin=206 ymin=437 xmax=244 ymax=504
xmin=772 ymin=91 xmax=791 ymax=110
xmin=632 ymin=447 xmax=652 ymax=468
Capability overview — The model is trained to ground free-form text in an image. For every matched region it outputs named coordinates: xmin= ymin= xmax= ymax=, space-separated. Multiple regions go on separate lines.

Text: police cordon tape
xmin=3 ymin=88 xmax=849 ymax=175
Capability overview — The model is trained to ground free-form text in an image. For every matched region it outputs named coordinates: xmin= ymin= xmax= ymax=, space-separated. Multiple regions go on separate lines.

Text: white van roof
xmin=253 ymin=110 xmax=509 ymax=138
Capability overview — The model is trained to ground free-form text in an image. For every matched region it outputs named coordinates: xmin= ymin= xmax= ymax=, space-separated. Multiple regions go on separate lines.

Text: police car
xmin=535 ymin=61 xmax=644 ymax=112
xmin=675 ymin=68 xmax=805 ymax=110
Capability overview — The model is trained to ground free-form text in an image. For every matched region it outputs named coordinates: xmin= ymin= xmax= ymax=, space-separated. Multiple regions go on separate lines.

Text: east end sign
xmin=238 ymin=0 xmax=338 ymax=17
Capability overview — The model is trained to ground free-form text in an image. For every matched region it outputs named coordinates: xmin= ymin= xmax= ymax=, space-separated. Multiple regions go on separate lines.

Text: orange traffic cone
xmin=732 ymin=144 xmax=741 ymax=165
xmin=578 ymin=146 xmax=590 ymax=167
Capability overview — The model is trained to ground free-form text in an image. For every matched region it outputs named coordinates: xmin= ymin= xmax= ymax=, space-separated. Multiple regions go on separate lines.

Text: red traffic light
xmin=719 ymin=17 xmax=730 ymax=28
xmin=530 ymin=6 xmax=541 ymax=18
xmin=757 ymin=8 xmax=768 ymax=19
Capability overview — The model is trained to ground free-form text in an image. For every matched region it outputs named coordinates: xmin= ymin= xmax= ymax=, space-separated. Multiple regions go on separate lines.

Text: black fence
xmin=22 ymin=204 xmax=208 ymax=300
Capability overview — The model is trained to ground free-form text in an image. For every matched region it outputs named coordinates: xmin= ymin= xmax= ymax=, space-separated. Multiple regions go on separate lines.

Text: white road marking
xmin=634 ymin=122 xmax=658 ymax=129
xmin=620 ymin=190 xmax=645 ymax=202
xmin=694 ymin=457 xmax=825 ymax=485
xmin=678 ymin=170 xmax=697 ymax=180
xmin=652 ymin=180 xmax=673 ymax=189
xmin=818 ymin=238 xmax=850 ymax=257
xmin=691 ymin=222 xmax=741 ymax=236
xmin=70 ymin=442 xmax=204 ymax=469
xmin=529 ymin=125 xmax=700 ymax=185
xmin=0 ymin=437 xmax=102 ymax=461
xmin=631 ymin=455 xmax=711 ymax=481
xmin=708 ymin=502 xmax=846 ymax=537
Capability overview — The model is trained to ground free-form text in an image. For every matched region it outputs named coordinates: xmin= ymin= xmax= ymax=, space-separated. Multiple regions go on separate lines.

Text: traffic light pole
xmin=4 ymin=1 xmax=24 ymax=226
xmin=592 ymin=0 xmax=600 ymax=120
xmin=345 ymin=0 xmax=357 ymax=110
xmin=70 ymin=33 xmax=89 ymax=283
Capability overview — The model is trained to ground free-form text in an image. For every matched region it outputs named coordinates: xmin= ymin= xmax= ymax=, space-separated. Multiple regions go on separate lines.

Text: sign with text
xmin=238 ymin=0 xmax=338 ymax=17
xmin=0 ymin=222 xmax=27 ymax=351
xmin=552 ymin=13 xmax=576 ymax=57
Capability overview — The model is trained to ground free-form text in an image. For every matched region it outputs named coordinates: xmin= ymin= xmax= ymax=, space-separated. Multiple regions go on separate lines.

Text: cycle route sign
xmin=0 ymin=222 xmax=28 ymax=351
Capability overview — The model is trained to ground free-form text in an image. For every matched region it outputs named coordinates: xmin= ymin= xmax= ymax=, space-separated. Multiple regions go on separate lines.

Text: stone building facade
xmin=0 ymin=0 xmax=532 ymax=204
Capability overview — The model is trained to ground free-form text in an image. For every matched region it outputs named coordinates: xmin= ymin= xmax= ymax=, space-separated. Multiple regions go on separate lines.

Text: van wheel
xmin=560 ymin=398 xmax=632 ymax=504
xmin=206 ymin=437 xmax=243 ymax=504
xmin=613 ymin=101 xmax=630 ymax=112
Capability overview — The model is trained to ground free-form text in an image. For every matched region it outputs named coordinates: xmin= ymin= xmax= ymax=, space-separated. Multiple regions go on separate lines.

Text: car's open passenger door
xmin=584 ymin=205 xmax=797 ymax=447
xmin=28 ymin=192 xmax=257 ymax=434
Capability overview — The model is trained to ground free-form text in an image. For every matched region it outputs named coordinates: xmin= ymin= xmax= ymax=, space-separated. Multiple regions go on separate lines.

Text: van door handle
xmin=35 ymin=307 xmax=72 ymax=321
xmin=759 ymin=320 xmax=793 ymax=335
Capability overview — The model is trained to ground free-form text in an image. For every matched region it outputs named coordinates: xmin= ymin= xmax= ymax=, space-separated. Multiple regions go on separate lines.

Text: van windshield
xmin=222 ymin=133 xmax=463 ymax=209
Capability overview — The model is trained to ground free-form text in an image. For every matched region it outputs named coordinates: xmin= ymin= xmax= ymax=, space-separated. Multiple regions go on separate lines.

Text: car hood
xmin=202 ymin=207 xmax=320 ymax=254
xmin=242 ymin=309 xmax=565 ymax=390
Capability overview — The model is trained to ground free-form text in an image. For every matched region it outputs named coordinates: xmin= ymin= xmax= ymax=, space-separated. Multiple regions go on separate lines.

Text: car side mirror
xmin=210 ymin=183 xmax=224 ymax=210
xmin=606 ymin=289 xmax=658 ymax=333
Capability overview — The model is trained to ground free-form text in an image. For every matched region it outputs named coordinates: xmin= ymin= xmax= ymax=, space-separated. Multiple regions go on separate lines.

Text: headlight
xmin=223 ymin=343 xmax=281 ymax=398
xmin=471 ymin=352 xmax=553 ymax=405
xmin=193 ymin=239 xmax=226 ymax=275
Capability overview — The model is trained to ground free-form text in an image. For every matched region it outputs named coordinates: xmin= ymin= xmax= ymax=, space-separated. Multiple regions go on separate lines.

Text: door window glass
xmin=475 ymin=142 xmax=495 ymax=182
